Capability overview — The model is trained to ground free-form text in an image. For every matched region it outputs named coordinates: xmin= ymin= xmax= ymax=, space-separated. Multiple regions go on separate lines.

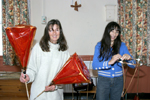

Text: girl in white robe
xmin=20 ymin=19 xmax=70 ymax=100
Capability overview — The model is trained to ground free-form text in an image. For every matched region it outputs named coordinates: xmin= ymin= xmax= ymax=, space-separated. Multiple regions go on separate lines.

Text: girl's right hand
xmin=20 ymin=73 xmax=30 ymax=83
xmin=44 ymin=85 xmax=56 ymax=92
xmin=108 ymin=54 xmax=121 ymax=65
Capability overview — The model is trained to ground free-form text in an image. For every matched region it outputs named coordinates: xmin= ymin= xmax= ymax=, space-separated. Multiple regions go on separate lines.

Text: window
xmin=0 ymin=1 xmax=2 ymax=55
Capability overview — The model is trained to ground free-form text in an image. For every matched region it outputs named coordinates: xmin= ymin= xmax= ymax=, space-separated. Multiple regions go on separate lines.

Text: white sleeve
xmin=26 ymin=43 xmax=40 ymax=83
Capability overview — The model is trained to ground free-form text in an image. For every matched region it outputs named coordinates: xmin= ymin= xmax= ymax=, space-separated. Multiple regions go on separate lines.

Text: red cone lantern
xmin=5 ymin=25 xmax=36 ymax=69
xmin=50 ymin=52 xmax=91 ymax=85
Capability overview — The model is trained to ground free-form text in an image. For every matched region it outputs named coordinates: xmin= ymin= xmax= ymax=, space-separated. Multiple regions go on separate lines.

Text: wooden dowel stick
xmin=34 ymin=90 xmax=45 ymax=100
xmin=25 ymin=82 xmax=30 ymax=100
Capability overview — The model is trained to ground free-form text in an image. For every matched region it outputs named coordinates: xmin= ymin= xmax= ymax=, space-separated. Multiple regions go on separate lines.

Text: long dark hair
xmin=99 ymin=21 xmax=121 ymax=61
xmin=39 ymin=19 xmax=68 ymax=51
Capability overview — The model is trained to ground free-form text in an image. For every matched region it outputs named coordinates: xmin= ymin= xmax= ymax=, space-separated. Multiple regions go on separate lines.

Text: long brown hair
xmin=39 ymin=19 xmax=68 ymax=51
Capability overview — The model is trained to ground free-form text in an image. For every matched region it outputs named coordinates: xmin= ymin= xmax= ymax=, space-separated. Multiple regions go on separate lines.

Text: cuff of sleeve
xmin=127 ymin=60 xmax=136 ymax=68
xmin=55 ymin=85 xmax=63 ymax=89
xmin=106 ymin=61 xmax=111 ymax=69
xmin=128 ymin=59 xmax=136 ymax=64
xmin=98 ymin=61 xmax=111 ymax=70
xmin=26 ymin=71 xmax=33 ymax=83
xmin=55 ymin=85 xmax=58 ymax=90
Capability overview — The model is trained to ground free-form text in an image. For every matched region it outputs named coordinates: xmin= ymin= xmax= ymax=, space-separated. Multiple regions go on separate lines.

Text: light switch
xmin=105 ymin=5 xmax=116 ymax=21
xmin=106 ymin=9 xmax=115 ymax=21
xmin=42 ymin=16 xmax=46 ymax=24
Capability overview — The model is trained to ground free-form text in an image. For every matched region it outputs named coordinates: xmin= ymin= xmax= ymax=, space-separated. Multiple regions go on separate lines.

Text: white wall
xmin=30 ymin=0 xmax=117 ymax=55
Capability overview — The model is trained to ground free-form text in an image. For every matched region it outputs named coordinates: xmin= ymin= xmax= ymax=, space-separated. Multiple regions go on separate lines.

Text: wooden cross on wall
xmin=71 ymin=1 xmax=81 ymax=11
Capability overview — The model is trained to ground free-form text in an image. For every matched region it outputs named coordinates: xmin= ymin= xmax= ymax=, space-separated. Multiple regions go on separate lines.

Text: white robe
xmin=26 ymin=42 xmax=70 ymax=100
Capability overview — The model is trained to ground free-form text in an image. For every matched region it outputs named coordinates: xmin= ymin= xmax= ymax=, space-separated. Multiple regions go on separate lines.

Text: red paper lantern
xmin=5 ymin=25 xmax=36 ymax=69
xmin=50 ymin=52 xmax=91 ymax=85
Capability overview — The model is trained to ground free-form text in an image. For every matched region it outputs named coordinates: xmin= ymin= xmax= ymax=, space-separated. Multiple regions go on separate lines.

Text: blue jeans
xmin=96 ymin=75 xmax=123 ymax=100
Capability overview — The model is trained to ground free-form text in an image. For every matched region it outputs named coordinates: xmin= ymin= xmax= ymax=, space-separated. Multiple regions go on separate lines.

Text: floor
xmin=64 ymin=93 xmax=150 ymax=100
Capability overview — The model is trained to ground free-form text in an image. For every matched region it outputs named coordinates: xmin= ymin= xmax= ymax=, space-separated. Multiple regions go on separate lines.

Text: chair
xmin=79 ymin=69 xmax=98 ymax=100
xmin=79 ymin=85 xmax=97 ymax=100
xmin=72 ymin=69 xmax=98 ymax=100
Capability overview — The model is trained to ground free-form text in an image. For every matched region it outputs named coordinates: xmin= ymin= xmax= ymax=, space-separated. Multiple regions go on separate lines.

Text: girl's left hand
xmin=44 ymin=85 xmax=56 ymax=92
xmin=121 ymin=54 xmax=132 ymax=60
